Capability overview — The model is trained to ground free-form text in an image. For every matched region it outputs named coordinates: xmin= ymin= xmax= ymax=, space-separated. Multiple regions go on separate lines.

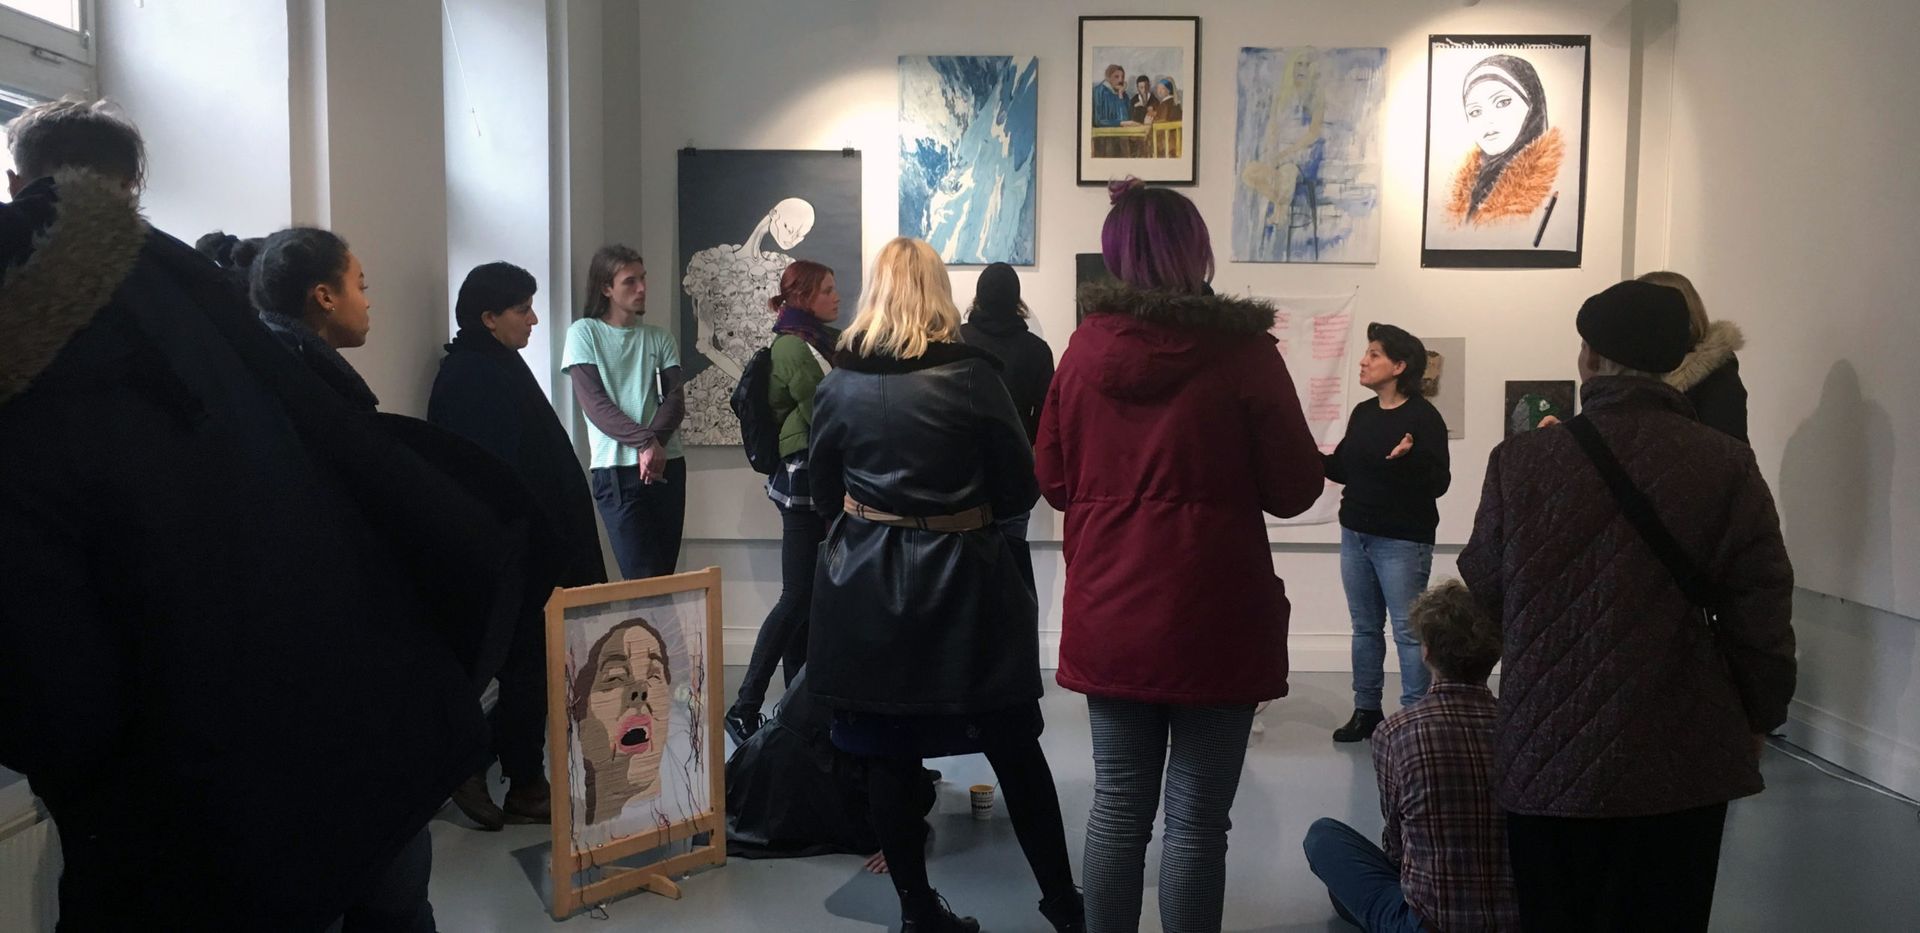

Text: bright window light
xmin=1 ymin=1 xmax=78 ymax=32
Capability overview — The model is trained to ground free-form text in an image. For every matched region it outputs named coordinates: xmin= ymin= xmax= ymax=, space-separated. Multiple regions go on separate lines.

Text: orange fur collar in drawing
xmin=1446 ymin=127 xmax=1564 ymax=226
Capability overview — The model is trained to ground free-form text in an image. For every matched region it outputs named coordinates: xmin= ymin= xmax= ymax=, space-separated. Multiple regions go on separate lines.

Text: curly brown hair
xmin=1409 ymin=580 xmax=1500 ymax=683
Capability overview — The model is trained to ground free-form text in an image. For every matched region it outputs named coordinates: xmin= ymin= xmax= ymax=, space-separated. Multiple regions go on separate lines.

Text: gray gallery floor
xmin=427 ymin=671 xmax=1920 ymax=932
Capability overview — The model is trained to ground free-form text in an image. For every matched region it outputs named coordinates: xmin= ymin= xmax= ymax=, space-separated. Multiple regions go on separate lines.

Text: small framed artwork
xmin=546 ymin=568 xmax=726 ymax=918
xmin=1504 ymin=380 xmax=1575 ymax=437
xmin=1422 ymin=35 xmax=1591 ymax=268
xmin=1422 ymin=337 xmax=1467 ymax=439
xmin=1078 ymin=16 xmax=1200 ymax=185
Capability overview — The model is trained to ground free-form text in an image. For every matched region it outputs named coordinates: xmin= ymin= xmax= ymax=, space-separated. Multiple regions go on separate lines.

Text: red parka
xmin=1036 ymin=284 xmax=1324 ymax=705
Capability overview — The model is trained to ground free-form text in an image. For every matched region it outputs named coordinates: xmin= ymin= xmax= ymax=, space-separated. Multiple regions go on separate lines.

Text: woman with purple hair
xmin=1036 ymin=179 xmax=1325 ymax=932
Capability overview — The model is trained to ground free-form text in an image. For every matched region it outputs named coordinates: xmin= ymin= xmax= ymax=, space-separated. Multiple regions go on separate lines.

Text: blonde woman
xmin=1638 ymin=270 xmax=1748 ymax=442
xmin=808 ymin=238 xmax=1083 ymax=933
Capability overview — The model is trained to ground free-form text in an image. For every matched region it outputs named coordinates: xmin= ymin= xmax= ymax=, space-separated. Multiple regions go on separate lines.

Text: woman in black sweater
xmin=1324 ymin=324 xmax=1451 ymax=742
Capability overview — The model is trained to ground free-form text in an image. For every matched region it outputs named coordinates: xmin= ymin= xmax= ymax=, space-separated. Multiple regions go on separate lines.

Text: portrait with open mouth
xmin=569 ymin=616 xmax=673 ymax=825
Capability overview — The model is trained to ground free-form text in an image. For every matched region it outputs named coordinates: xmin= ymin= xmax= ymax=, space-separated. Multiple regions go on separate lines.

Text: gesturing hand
xmin=1386 ymin=433 xmax=1414 ymax=460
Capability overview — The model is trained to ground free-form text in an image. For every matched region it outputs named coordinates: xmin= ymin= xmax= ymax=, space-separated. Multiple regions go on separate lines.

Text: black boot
xmin=900 ymin=890 xmax=979 ymax=933
xmin=1039 ymin=888 xmax=1085 ymax=932
xmin=724 ymin=705 xmax=766 ymax=745
xmin=449 ymin=772 xmax=505 ymax=831
xmin=1332 ymin=708 xmax=1385 ymax=743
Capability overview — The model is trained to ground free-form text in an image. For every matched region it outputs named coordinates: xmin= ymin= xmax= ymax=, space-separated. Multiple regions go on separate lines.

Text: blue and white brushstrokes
xmin=900 ymin=55 xmax=1039 ymax=266
xmin=1233 ymin=47 xmax=1388 ymax=264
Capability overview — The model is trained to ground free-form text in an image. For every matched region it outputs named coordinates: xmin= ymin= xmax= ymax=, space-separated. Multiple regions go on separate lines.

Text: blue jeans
xmin=1302 ymin=818 xmax=1426 ymax=933
xmin=1340 ymin=528 xmax=1433 ymax=710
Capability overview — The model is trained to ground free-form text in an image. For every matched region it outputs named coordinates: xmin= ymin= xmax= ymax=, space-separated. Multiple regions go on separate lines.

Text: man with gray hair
xmin=0 ymin=99 xmax=553 ymax=931
xmin=1458 ymin=280 xmax=1796 ymax=932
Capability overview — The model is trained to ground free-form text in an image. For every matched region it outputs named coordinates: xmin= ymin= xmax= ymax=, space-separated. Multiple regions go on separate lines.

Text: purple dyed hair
xmin=1100 ymin=177 xmax=1214 ymax=293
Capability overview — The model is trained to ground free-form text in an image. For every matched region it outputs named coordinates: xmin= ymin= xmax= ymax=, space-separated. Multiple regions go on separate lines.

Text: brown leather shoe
xmin=451 ymin=773 xmax=506 ymax=831
xmin=503 ymin=776 xmax=552 ymax=824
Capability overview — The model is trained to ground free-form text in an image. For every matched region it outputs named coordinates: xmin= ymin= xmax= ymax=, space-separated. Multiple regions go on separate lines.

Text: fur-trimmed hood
xmin=1077 ymin=281 xmax=1276 ymax=335
xmin=1665 ymin=320 xmax=1744 ymax=392
xmin=1075 ymin=282 xmax=1278 ymax=403
xmin=1447 ymin=127 xmax=1564 ymax=226
xmin=0 ymin=169 xmax=149 ymax=407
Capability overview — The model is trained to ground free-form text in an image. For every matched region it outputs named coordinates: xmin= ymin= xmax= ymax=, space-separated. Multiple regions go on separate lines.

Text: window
xmin=3 ymin=1 xmax=79 ymax=32
xmin=0 ymin=0 xmax=93 ymax=102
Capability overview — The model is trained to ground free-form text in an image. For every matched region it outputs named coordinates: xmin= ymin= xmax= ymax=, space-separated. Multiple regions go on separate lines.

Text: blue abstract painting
xmin=1233 ymin=47 xmax=1388 ymax=264
xmin=900 ymin=55 xmax=1039 ymax=265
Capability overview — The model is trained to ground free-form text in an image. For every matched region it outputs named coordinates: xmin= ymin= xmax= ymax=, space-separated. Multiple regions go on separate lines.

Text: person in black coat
xmin=809 ymin=238 xmax=1083 ymax=933
xmin=428 ymin=262 xmax=609 ymax=829
xmin=251 ymin=226 xmax=382 ymax=412
xmin=961 ymin=263 xmax=1055 ymax=542
xmin=1639 ymin=271 xmax=1749 ymax=442
xmin=0 ymin=120 xmax=554 ymax=931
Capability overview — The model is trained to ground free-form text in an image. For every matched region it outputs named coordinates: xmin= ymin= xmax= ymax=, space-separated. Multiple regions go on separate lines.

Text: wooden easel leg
xmin=639 ymin=873 xmax=683 ymax=900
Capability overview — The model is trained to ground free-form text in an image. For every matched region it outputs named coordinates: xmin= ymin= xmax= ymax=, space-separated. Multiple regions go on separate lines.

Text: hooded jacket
xmin=1458 ymin=377 xmax=1794 ymax=818
xmin=0 ymin=171 xmax=557 ymax=930
xmin=962 ymin=304 xmax=1056 ymax=443
xmin=1665 ymin=320 xmax=1748 ymax=442
xmin=1036 ymin=283 xmax=1324 ymax=705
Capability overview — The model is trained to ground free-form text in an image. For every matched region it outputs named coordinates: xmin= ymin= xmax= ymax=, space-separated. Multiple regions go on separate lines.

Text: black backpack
xmin=730 ymin=346 xmax=783 ymax=474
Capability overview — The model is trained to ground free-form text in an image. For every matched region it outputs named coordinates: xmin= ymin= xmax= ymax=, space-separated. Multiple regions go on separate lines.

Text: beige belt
xmin=844 ymin=495 xmax=993 ymax=532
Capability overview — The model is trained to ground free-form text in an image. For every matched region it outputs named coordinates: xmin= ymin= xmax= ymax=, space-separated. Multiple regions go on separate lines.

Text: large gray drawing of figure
xmin=680 ymin=197 xmax=817 ymax=445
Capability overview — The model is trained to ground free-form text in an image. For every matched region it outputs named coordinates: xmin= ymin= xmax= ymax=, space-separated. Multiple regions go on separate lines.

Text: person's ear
xmin=481 ymin=310 xmax=501 ymax=334
xmin=6 ymin=170 xmax=22 ymax=199
xmin=310 ymin=281 xmax=337 ymax=314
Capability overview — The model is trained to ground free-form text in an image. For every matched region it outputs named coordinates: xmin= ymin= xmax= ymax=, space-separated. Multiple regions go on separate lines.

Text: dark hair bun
xmin=1107 ymin=176 xmax=1146 ymax=205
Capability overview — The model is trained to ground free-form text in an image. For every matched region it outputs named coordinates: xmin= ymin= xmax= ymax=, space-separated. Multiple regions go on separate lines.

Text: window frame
xmin=0 ymin=0 xmax=95 ymax=101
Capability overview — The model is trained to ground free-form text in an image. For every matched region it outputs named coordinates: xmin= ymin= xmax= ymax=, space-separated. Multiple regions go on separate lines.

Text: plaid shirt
xmin=1373 ymin=681 xmax=1520 ymax=932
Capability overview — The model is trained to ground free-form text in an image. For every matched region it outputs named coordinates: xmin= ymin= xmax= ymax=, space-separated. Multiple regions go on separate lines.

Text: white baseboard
xmin=1785 ymin=697 xmax=1920 ymax=800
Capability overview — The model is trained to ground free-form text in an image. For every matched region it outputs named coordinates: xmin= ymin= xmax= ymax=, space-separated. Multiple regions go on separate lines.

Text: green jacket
xmin=770 ymin=333 xmax=827 ymax=458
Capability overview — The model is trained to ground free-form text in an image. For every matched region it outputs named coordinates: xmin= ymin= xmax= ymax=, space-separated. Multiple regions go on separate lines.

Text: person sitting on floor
xmin=1303 ymin=580 xmax=1519 ymax=932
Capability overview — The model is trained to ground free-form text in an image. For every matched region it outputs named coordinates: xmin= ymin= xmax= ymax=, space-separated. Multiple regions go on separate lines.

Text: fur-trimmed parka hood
xmin=0 ymin=169 xmax=149 ymax=407
xmin=1074 ymin=282 xmax=1279 ymax=403
xmin=1665 ymin=320 xmax=1744 ymax=392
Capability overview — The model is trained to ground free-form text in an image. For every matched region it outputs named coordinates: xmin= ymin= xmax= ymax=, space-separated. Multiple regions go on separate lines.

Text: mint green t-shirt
xmin=561 ymin=317 xmax=685 ymax=467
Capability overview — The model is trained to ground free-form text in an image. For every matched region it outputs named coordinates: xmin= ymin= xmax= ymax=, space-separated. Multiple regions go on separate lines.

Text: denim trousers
xmin=1340 ymin=527 xmax=1433 ymax=710
xmin=1301 ymin=818 xmax=1426 ymax=933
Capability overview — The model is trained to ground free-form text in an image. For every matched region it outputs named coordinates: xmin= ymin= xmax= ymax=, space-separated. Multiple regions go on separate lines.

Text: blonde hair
xmin=841 ymin=238 xmax=960 ymax=359
xmin=1637 ymin=270 xmax=1708 ymax=346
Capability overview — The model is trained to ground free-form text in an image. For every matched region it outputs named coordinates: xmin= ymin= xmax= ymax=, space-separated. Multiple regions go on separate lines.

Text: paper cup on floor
xmin=969 ymin=784 xmax=995 ymax=821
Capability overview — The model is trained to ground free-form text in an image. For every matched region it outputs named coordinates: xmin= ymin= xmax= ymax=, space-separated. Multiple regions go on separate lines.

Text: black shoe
xmin=1332 ymin=708 xmax=1385 ymax=743
xmin=724 ymin=706 xmax=766 ymax=745
xmin=1039 ymin=889 xmax=1085 ymax=933
xmin=449 ymin=773 xmax=506 ymax=831
xmin=901 ymin=891 xmax=979 ymax=933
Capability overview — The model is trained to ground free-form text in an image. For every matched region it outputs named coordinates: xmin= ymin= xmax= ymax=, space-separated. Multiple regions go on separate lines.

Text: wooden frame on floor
xmin=545 ymin=567 xmax=727 ymax=920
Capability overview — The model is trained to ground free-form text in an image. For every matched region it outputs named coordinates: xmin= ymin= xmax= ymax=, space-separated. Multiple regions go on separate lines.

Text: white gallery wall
xmin=638 ymin=0 xmax=1643 ymax=671
xmin=1661 ymin=0 xmax=1920 ymax=798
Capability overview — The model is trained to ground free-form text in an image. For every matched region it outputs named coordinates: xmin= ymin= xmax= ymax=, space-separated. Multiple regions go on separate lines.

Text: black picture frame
xmin=1077 ymin=15 xmax=1200 ymax=186
xmin=1420 ymin=34 xmax=1591 ymax=268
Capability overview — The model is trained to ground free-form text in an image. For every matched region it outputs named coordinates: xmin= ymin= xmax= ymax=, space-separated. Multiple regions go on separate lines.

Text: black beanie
xmin=975 ymin=262 xmax=1021 ymax=313
xmin=1576 ymin=281 xmax=1692 ymax=374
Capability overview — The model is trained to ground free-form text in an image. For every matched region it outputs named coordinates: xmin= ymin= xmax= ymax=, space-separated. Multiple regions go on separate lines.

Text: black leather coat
xmin=806 ymin=341 xmax=1043 ymax=715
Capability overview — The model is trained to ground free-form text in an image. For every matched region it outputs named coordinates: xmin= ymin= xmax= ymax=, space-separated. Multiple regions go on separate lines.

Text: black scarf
xmin=261 ymin=312 xmax=380 ymax=412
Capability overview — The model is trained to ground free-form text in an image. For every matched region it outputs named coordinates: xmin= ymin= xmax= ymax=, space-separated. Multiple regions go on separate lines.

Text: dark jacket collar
xmin=448 ymin=325 xmax=519 ymax=359
xmin=832 ymin=339 xmax=1002 ymax=374
xmin=1579 ymin=375 xmax=1697 ymax=419
xmin=1078 ymin=281 xmax=1275 ymax=336
xmin=261 ymin=312 xmax=381 ymax=411
xmin=0 ymin=169 xmax=150 ymax=408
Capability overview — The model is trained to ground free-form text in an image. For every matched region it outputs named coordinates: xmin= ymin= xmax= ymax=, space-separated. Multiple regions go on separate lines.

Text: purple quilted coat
xmin=1459 ymin=377 xmax=1795 ymax=818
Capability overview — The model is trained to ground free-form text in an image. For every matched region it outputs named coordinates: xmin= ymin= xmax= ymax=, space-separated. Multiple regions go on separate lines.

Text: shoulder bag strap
xmin=1565 ymin=415 xmax=1720 ymax=610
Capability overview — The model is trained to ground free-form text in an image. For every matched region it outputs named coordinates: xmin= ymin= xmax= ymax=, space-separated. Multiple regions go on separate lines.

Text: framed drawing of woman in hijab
xmin=1421 ymin=35 xmax=1590 ymax=268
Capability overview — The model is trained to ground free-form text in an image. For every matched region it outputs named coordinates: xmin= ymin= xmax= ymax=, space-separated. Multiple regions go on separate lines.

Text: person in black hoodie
xmin=961 ymin=262 xmax=1055 ymax=541
xmin=428 ymin=262 xmax=609 ymax=829
xmin=1639 ymin=271 xmax=1748 ymax=442
xmin=1325 ymin=323 xmax=1451 ymax=743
